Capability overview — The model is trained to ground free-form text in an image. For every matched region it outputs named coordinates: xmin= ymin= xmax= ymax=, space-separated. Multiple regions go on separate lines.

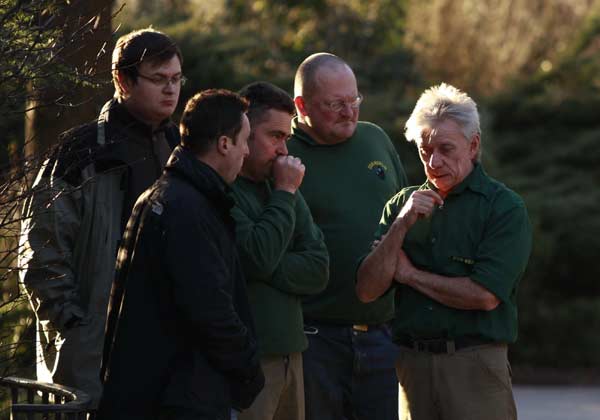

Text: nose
xmin=277 ymin=140 xmax=288 ymax=156
xmin=339 ymin=103 xmax=353 ymax=117
xmin=428 ymin=151 xmax=442 ymax=168
xmin=163 ymin=80 xmax=177 ymax=94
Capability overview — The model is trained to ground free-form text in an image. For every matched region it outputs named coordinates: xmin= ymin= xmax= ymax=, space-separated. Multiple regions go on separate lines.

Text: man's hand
xmin=273 ymin=155 xmax=305 ymax=194
xmin=369 ymin=234 xmax=386 ymax=251
xmin=394 ymin=249 xmax=417 ymax=285
xmin=397 ymin=190 xmax=444 ymax=229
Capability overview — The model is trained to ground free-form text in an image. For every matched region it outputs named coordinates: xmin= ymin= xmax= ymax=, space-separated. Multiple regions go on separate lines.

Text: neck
xmin=121 ymin=98 xmax=161 ymax=130
xmin=238 ymin=166 xmax=254 ymax=181
xmin=298 ymin=120 xmax=347 ymax=145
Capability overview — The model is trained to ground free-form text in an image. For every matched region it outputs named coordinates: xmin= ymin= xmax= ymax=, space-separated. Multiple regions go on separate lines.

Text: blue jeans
xmin=303 ymin=322 xmax=400 ymax=420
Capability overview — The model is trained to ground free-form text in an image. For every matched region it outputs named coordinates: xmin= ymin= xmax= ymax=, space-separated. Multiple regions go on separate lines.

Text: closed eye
xmin=270 ymin=131 xmax=289 ymax=141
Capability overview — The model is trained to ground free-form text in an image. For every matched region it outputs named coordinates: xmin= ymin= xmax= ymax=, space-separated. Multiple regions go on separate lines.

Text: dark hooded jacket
xmin=98 ymin=146 xmax=264 ymax=420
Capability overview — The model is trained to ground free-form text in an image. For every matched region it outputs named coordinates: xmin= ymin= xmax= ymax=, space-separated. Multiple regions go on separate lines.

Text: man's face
xmin=241 ymin=109 xmax=293 ymax=182
xmin=223 ymin=113 xmax=251 ymax=184
xmin=301 ymin=66 xmax=359 ymax=145
xmin=417 ymin=118 xmax=479 ymax=196
xmin=120 ymin=55 xmax=182 ymax=128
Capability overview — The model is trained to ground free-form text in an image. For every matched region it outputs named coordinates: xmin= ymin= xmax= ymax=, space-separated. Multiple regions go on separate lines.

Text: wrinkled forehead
xmin=419 ymin=118 xmax=467 ymax=144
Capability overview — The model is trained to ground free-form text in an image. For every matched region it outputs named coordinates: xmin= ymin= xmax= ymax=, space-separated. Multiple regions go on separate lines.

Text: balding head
xmin=293 ymin=53 xmax=360 ymax=145
xmin=294 ymin=53 xmax=351 ymax=100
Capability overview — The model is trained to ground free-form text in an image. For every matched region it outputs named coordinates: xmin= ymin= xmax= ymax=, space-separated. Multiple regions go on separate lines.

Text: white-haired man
xmin=357 ymin=83 xmax=532 ymax=420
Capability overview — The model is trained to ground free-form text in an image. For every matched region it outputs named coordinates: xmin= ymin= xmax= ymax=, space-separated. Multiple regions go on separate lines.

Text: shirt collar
xmin=290 ymin=116 xmax=354 ymax=147
xmin=291 ymin=116 xmax=319 ymax=146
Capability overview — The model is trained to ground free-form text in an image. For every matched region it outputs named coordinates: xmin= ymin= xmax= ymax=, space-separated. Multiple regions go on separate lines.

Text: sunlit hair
xmin=112 ymin=27 xmax=182 ymax=98
xmin=180 ymin=89 xmax=248 ymax=156
xmin=238 ymin=81 xmax=295 ymax=129
xmin=405 ymin=83 xmax=482 ymax=161
xmin=294 ymin=52 xmax=350 ymax=99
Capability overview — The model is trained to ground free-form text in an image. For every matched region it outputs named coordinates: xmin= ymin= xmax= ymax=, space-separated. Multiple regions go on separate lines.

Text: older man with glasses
xmin=287 ymin=52 xmax=409 ymax=420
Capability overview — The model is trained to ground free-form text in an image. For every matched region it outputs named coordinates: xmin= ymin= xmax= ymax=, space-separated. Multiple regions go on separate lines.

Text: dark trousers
xmin=302 ymin=321 xmax=400 ymax=420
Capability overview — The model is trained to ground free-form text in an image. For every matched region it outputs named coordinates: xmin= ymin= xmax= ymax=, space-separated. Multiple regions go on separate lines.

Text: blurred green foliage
xmin=2 ymin=0 xmax=598 ymax=385
xmin=484 ymin=12 xmax=600 ymax=368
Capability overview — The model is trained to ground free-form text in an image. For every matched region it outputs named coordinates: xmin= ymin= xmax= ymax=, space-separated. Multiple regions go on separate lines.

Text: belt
xmin=396 ymin=335 xmax=491 ymax=354
xmin=304 ymin=319 xmax=384 ymax=333
xmin=352 ymin=324 xmax=370 ymax=332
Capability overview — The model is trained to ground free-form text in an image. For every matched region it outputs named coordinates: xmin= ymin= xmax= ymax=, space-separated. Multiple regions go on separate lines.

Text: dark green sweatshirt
xmin=288 ymin=119 xmax=409 ymax=324
xmin=230 ymin=177 xmax=329 ymax=356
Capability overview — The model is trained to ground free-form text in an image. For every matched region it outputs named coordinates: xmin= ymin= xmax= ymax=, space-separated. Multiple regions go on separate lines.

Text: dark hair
xmin=179 ymin=89 xmax=249 ymax=156
xmin=112 ymin=27 xmax=182 ymax=95
xmin=238 ymin=81 xmax=295 ymax=127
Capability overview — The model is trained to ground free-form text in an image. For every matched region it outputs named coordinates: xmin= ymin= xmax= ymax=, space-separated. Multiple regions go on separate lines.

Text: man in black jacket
xmin=98 ymin=89 xmax=264 ymax=420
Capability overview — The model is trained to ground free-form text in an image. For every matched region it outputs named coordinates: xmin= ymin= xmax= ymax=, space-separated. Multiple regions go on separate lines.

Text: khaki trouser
xmin=395 ymin=344 xmax=516 ymax=420
xmin=239 ymin=353 xmax=304 ymax=420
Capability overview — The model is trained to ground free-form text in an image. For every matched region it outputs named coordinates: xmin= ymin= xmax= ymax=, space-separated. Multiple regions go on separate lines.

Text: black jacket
xmin=98 ymin=146 xmax=264 ymax=420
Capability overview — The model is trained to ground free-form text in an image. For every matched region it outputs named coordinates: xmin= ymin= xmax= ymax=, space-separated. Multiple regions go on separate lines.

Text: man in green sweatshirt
xmin=287 ymin=53 xmax=409 ymax=420
xmin=232 ymin=81 xmax=329 ymax=420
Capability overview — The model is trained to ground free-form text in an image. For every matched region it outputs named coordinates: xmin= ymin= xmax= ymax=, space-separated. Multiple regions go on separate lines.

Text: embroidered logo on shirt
xmin=451 ymin=256 xmax=475 ymax=265
xmin=368 ymin=161 xmax=387 ymax=180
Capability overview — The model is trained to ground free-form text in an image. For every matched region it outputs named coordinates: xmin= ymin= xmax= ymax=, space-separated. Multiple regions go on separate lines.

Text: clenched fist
xmin=397 ymin=190 xmax=444 ymax=230
xmin=273 ymin=155 xmax=305 ymax=193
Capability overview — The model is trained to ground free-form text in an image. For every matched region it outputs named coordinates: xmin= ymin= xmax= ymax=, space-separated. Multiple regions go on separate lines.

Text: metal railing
xmin=1 ymin=376 xmax=93 ymax=420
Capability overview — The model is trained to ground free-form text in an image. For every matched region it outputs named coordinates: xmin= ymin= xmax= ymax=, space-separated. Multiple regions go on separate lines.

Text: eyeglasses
xmin=138 ymin=73 xmax=187 ymax=88
xmin=319 ymin=93 xmax=363 ymax=113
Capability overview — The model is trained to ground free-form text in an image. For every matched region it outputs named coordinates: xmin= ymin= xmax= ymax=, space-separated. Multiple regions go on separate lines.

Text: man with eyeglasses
xmin=19 ymin=27 xmax=183 ymax=408
xmin=287 ymin=52 xmax=409 ymax=420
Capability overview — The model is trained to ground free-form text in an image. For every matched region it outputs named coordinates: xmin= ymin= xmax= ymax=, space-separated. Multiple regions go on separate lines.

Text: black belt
xmin=396 ymin=335 xmax=491 ymax=354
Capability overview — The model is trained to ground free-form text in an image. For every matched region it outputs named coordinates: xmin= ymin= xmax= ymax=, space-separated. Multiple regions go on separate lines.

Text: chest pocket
xmin=442 ymin=254 xmax=475 ymax=277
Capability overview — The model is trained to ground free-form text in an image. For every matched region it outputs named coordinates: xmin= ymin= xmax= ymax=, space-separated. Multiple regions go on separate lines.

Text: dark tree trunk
xmin=24 ymin=0 xmax=114 ymax=160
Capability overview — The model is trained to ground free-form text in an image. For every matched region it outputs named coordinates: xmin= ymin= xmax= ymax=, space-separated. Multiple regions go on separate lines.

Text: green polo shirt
xmin=375 ymin=163 xmax=532 ymax=343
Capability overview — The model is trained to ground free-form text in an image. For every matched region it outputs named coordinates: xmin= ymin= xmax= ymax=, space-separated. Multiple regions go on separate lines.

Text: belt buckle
xmin=352 ymin=324 xmax=369 ymax=332
xmin=413 ymin=338 xmax=455 ymax=354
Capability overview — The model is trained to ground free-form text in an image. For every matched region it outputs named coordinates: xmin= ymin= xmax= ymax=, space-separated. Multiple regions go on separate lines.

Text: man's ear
xmin=294 ymin=96 xmax=308 ymax=117
xmin=469 ymin=133 xmax=481 ymax=160
xmin=216 ymin=135 xmax=231 ymax=156
xmin=116 ymin=71 xmax=133 ymax=96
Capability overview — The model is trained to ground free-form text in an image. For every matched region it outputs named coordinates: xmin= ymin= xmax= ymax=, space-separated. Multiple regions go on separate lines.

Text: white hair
xmin=405 ymin=83 xmax=481 ymax=160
